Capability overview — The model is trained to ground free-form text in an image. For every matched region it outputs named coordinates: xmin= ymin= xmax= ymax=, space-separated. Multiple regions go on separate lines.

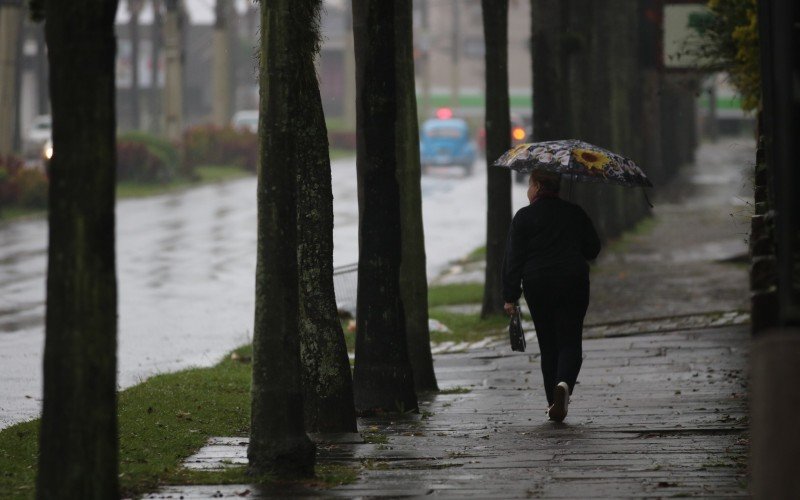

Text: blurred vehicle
xmin=42 ymin=138 xmax=53 ymax=164
xmin=419 ymin=114 xmax=477 ymax=175
xmin=476 ymin=113 xmax=531 ymax=156
xmin=24 ymin=114 xmax=52 ymax=158
xmin=231 ymin=110 xmax=258 ymax=133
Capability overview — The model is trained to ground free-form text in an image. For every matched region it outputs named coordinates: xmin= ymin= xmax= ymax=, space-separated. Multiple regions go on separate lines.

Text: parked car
xmin=231 ymin=110 xmax=258 ymax=133
xmin=419 ymin=118 xmax=477 ymax=175
xmin=24 ymin=114 xmax=51 ymax=159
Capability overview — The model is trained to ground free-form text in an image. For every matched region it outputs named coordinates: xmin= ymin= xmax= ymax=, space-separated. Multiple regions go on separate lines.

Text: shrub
xmin=0 ymin=155 xmax=48 ymax=210
xmin=182 ymin=125 xmax=258 ymax=174
xmin=119 ymin=131 xmax=180 ymax=173
xmin=117 ymin=133 xmax=177 ymax=183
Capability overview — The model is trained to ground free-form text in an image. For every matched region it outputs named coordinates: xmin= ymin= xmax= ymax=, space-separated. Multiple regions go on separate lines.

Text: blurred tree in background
xmin=698 ymin=0 xmax=760 ymax=110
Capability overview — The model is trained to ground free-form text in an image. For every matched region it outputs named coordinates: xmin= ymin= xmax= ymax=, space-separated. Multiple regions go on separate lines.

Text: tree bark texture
xmin=395 ymin=0 xmax=437 ymax=393
xmin=297 ymin=2 xmax=358 ymax=433
xmin=248 ymin=0 xmax=316 ymax=477
xmin=36 ymin=0 xmax=119 ymax=498
xmin=480 ymin=0 xmax=512 ymax=318
xmin=352 ymin=0 xmax=418 ymax=414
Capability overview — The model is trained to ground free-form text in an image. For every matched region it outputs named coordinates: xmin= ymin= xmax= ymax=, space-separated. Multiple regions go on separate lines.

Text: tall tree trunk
xmin=211 ymin=0 xmax=231 ymax=126
xmin=36 ymin=0 xmax=119 ymax=497
xmin=150 ymin=0 xmax=163 ymax=134
xmin=129 ymin=0 xmax=143 ymax=129
xmin=163 ymin=0 xmax=183 ymax=141
xmin=35 ymin=23 xmax=49 ymax=115
xmin=342 ymin=0 xmax=356 ymax=130
xmin=396 ymin=0 xmax=437 ymax=393
xmin=247 ymin=0 xmax=316 ymax=477
xmin=480 ymin=0 xmax=512 ymax=318
xmin=0 ymin=0 xmax=23 ymax=156
xmin=297 ymin=0 xmax=358 ymax=432
xmin=352 ymin=0 xmax=418 ymax=414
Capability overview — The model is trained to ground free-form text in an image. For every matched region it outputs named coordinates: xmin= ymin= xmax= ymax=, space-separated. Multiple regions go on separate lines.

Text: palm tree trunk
xmin=0 ymin=1 xmax=23 ymax=156
xmin=36 ymin=0 xmax=119 ymax=497
xmin=247 ymin=0 xmax=316 ymax=477
xmin=480 ymin=0 xmax=512 ymax=318
xmin=163 ymin=0 xmax=183 ymax=141
xmin=395 ymin=0 xmax=437 ymax=393
xmin=297 ymin=0 xmax=357 ymax=431
xmin=352 ymin=0 xmax=418 ymax=414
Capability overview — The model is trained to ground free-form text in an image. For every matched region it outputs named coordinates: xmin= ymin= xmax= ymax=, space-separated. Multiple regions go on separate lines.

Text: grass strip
xmin=1 ymin=283 xmax=501 ymax=498
xmin=428 ymin=282 xmax=484 ymax=308
xmin=0 ymin=344 xmax=355 ymax=499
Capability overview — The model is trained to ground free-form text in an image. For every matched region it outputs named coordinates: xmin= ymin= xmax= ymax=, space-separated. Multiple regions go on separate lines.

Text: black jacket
xmin=502 ymin=196 xmax=601 ymax=303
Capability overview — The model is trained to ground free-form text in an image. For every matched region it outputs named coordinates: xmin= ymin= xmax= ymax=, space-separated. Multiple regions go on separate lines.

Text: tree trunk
xmin=0 ymin=1 xmax=23 ymax=156
xmin=297 ymin=0 xmax=358 ymax=432
xmin=36 ymin=0 xmax=119 ymax=497
xmin=480 ymin=0 xmax=512 ymax=318
xmin=129 ymin=0 xmax=143 ymax=129
xmin=352 ymin=0 xmax=418 ymax=414
xmin=211 ymin=0 xmax=231 ymax=126
xmin=163 ymin=0 xmax=183 ymax=141
xmin=395 ymin=0 xmax=437 ymax=393
xmin=150 ymin=0 xmax=163 ymax=134
xmin=247 ymin=0 xmax=316 ymax=477
xmin=531 ymin=0 xmax=571 ymax=142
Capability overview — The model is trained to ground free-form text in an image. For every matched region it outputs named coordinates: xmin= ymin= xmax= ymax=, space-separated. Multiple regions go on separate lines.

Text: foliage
xmin=0 ymin=156 xmax=48 ymax=210
xmin=117 ymin=133 xmax=178 ymax=183
xmin=119 ymin=131 xmax=180 ymax=172
xmin=697 ymin=0 xmax=760 ymax=111
xmin=182 ymin=125 xmax=258 ymax=175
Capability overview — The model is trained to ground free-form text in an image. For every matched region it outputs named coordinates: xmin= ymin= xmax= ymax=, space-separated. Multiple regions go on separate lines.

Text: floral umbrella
xmin=493 ymin=139 xmax=653 ymax=188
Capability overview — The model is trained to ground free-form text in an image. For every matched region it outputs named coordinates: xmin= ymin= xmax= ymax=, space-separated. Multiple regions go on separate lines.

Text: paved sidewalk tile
xmin=151 ymin=325 xmax=749 ymax=499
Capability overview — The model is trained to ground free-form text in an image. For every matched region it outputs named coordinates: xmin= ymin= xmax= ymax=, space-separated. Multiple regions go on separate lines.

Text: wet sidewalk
xmin=153 ymin=324 xmax=749 ymax=498
xmin=149 ymin=138 xmax=754 ymax=498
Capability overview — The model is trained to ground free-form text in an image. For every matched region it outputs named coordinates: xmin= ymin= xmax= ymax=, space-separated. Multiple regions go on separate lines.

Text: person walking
xmin=502 ymin=170 xmax=601 ymax=422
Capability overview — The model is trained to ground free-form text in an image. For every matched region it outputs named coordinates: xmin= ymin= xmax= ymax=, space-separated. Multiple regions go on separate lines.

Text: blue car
xmin=419 ymin=118 xmax=477 ymax=174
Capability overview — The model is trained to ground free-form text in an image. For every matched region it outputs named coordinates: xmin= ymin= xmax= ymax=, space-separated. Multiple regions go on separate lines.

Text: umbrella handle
xmin=568 ymin=173 xmax=575 ymax=201
xmin=641 ymin=187 xmax=654 ymax=208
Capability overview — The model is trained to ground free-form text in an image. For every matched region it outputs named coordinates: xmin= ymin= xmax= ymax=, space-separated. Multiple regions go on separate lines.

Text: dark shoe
xmin=548 ymin=382 xmax=569 ymax=421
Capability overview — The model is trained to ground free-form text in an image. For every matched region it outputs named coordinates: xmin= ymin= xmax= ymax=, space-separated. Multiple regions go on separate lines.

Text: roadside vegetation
xmin=0 ymin=271 xmax=506 ymax=497
xmin=0 ymin=127 xmax=355 ymax=223
xmin=0 ymin=343 xmax=356 ymax=499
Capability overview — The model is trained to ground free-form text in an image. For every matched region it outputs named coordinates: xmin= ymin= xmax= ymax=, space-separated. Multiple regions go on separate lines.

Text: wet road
xmin=0 ymin=157 xmax=531 ymax=429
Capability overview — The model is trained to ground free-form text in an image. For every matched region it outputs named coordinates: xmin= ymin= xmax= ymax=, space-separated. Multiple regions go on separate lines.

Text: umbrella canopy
xmin=493 ymin=139 xmax=653 ymax=188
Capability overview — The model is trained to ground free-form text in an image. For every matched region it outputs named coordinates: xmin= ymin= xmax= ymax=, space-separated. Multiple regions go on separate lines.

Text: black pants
xmin=523 ymin=272 xmax=590 ymax=405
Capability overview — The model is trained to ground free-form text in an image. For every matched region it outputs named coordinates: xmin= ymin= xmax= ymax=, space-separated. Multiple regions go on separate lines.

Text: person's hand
xmin=504 ymin=302 xmax=517 ymax=316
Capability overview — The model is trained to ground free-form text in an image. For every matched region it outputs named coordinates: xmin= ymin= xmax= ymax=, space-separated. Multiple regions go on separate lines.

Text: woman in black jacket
xmin=502 ymin=170 xmax=601 ymax=422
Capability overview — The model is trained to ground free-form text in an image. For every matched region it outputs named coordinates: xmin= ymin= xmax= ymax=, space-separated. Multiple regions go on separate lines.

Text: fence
xmin=332 ymin=262 xmax=358 ymax=314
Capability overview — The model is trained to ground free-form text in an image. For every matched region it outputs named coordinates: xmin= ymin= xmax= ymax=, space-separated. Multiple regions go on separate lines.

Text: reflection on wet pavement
xmin=0 ymin=156 xmax=494 ymax=429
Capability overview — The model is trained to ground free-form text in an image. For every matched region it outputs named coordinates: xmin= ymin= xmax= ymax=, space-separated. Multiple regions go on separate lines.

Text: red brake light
xmin=435 ymin=107 xmax=453 ymax=120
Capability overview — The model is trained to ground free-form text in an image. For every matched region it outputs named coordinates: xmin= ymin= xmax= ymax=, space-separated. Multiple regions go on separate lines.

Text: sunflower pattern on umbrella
xmin=493 ymin=139 xmax=653 ymax=188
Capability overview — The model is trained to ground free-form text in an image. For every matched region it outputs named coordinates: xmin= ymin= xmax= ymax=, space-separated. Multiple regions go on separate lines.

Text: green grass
xmin=605 ymin=216 xmax=657 ymax=254
xmin=117 ymin=165 xmax=251 ymax=199
xmin=0 ymin=344 xmax=356 ymax=499
xmin=428 ymin=309 xmax=508 ymax=344
xmin=463 ymin=246 xmax=486 ymax=263
xmin=428 ymin=283 xmax=484 ymax=308
xmin=329 ymin=148 xmax=356 ymax=161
